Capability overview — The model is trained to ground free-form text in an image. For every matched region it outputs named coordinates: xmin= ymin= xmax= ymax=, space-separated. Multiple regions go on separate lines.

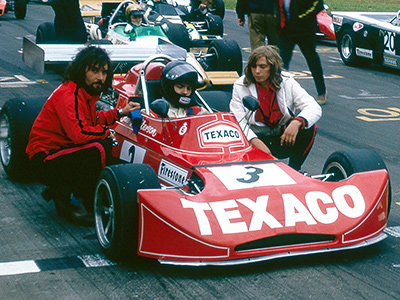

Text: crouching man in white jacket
xmin=230 ymin=45 xmax=322 ymax=171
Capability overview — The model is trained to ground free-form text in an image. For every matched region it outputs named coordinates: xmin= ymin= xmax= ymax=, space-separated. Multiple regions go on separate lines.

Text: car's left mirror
xmin=151 ymin=98 xmax=170 ymax=118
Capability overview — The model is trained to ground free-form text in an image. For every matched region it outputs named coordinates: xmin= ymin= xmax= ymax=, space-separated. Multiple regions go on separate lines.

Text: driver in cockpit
xmin=159 ymin=60 xmax=209 ymax=118
xmin=126 ymin=3 xmax=145 ymax=27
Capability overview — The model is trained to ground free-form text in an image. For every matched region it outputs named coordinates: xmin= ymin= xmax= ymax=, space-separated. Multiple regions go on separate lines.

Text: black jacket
xmin=276 ymin=0 xmax=324 ymax=37
xmin=236 ymin=0 xmax=275 ymax=20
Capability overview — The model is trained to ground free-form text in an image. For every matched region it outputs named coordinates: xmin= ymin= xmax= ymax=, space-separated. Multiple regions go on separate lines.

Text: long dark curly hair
xmin=243 ymin=45 xmax=283 ymax=90
xmin=62 ymin=46 xmax=113 ymax=92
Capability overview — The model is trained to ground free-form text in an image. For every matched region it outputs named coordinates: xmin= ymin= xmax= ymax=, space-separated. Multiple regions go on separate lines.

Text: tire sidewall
xmin=95 ymin=163 xmax=160 ymax=261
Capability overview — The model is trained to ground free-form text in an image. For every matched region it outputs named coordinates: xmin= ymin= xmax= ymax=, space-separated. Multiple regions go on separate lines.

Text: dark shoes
xmin=70 ymin=201 xmax=94 ymax=226
xmin=41 ymin=187 xmax=94 ymax=226
xmin=41 ymin=187 xmax=70 ymax=218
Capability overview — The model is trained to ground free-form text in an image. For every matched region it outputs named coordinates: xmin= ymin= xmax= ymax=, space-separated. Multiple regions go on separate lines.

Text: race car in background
xmin=0 ymin=53 xmax=391 ymax=265
xmin=316 ymin=5 xmax=335 ymax=41
xmin=333 ymin=10 xmax=400 ymax=69
xmin=0 ymin=0 xmax=28 ymax=19
xmin=24 ymin=0 xmax=242 ymax=76
xmin=143 ymin=0 xmax=225 ymax=46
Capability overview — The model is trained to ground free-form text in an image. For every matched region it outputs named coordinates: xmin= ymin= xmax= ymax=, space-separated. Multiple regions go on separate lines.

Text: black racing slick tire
xmin=36 ymin=22 xmax=57 ymax=44
xmin=198 ymin=90 xmax=231 ymax=112
xmin=211 ymin=0 xmax=225 ymax=20
xmin=164 ymin=22 xmax=191 ymax=51
xmin=207 ymin=39 xmax=243 ymax=75
xmin=14 ymin=0 xmax=27 ymax=19
xmin=322 ymin=149 xmax=391 ymax=214
xmin=94 ymin=164 xmax=161 ymax=262
xmin=205 ymin=14 xmax=223 ymax=36
xmin=0 ymin=97 xmax=46 ymax=181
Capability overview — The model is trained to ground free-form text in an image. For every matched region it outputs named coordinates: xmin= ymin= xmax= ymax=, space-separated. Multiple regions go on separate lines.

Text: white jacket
xmin=230 ymin=72 xmax=322 ymax=141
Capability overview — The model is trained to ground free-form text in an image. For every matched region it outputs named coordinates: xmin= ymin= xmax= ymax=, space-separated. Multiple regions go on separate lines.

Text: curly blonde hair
xmin=243 ymin=45 xmax=283 ymax=90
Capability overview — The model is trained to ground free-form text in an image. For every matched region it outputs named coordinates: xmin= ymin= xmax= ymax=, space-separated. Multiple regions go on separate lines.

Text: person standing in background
xmin=236 ymin=0 xmax=278 ymax=50
xmin=51 ymin=0 xmax=87 ymax=44
xmin=276 ymin=0 xmax=328 ymax=105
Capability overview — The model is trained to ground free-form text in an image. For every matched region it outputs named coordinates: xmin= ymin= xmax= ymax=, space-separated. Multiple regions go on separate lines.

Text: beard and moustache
xmin=82 ymin=80 xmax=104 ymax=95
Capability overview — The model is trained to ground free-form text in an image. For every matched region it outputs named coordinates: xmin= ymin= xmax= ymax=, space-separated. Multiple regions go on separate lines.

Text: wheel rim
xmin=0 ymin=113 xmax=11 ymax=167
xmin=325 ymin=162 xmax=348 ymax=181
xmin=95 ymin=179 xmax=116 ymax=249
xmin=341 ymin=34 xmax=353 ymax=60
xmin=207 ymin=46 xmax=219 ymax=71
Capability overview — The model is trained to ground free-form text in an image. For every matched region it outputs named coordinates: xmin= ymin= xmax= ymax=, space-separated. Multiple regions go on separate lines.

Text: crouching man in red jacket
xmin=26 ymin=46 xmax=140 ymax=225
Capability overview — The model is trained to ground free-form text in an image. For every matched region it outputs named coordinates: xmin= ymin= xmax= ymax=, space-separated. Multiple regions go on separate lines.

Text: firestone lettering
xmin=181 ymin=185 xmax=365 ymax=235
xmin=159 ymin=162 xmax=186 ymax=185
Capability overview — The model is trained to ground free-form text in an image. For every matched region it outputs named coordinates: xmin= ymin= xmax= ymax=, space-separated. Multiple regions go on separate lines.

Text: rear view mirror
xmin=151 ymin=98 xmax=170 ymax=118
xmin=242 ymin=95 xmax=259 ymax=112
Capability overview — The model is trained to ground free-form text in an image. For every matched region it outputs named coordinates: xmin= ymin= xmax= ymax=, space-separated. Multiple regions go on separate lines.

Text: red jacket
xmin=26 ymin=81 xmax=119 ymax=159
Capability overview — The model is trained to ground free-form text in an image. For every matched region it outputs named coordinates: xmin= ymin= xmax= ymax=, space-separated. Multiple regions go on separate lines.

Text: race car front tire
xmin=322 ymin=149 xmax=391 ymax=214
xmin=94 ymin=163 xmax=161 ymax=262
xmin=0 ymin=97 xmax=46 ymax=181
xmin=164 ymin=22 xmax=191 ymax=51
xmin=14 ymin=0 xmax=27 ymax=19
xmin=205 ymin=14 xmax=223 ymax=36
xmin=36 ymin=22 xmax=57 ymax=44
xmin=207 ymin=39 xmax=243 ymax=75
xmin=211 ymin=0 xmax=225 ymax=20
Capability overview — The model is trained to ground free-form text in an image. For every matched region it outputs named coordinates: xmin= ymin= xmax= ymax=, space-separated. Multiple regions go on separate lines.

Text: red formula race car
xmin=316 ymin=5 xmax=335 ymax=41
xmin=0 ymin=54 xmax=390 ymax=266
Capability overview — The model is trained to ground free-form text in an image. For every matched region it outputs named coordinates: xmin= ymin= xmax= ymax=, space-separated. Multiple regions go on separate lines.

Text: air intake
xmin=235 ymin=233 xmax=336 ymax=252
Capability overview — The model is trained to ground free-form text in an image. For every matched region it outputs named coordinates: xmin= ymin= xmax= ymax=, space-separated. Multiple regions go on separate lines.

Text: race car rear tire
xmin=211 ymin=0 xmax=225 ymax=20
xmin=14 ymin=0 xmax=27 ymax=19
xmin=338 ymin=28 xmax=371 ymax=66
xmin=36 ymin=22 xmax=57 ymax=44
xmin=0 ymin=97 xmax=47 ymax=181
xmin=198 ymin=90 xmax=231 ymax=112
xmin=322 ymin=149 xmax=391 ymax=214
xmin=207 ymin=39 xmax=243 ymax=75
xmin=94 ymin=164 xmax=161 ymax=262
xmin=164 ymin=22 xmax=191 ymax=51
xmin=205 ymin=14 xmax=223 ymax=36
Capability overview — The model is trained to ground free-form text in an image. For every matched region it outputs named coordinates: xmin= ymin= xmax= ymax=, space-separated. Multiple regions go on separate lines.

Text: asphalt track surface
xmin=1 ymin=3 xmax=400 ymax=299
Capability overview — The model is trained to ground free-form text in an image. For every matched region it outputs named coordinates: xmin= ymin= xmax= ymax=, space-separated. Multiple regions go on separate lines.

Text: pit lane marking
xmin=0 ymin=75 xmax=38 ymax=88
xmin=385 ymin=226 xmax=400 ymax=238
xmin=357 ymin=107 xmax=400 ymax=122
xmin=0 ymin=254 xmax=116 ymax=277
xmin=242 ymin=47 xmax=337 ymax=54
xmin=291 ymin=71 xmax=343 ymax=79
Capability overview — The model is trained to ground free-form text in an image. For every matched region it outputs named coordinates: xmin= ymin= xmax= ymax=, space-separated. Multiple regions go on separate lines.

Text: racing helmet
xmin=160 ymin=60 xmax=199 ymax=108
xmin=125 ymin=3 xmax=144 ymax=26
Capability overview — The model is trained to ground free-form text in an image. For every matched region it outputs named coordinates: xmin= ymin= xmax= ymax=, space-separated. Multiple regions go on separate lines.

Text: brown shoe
xmin=317 ymin=91 xmax=328 ymax=105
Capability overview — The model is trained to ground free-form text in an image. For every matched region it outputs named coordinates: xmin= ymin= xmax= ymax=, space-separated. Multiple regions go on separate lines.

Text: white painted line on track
xmin=384 ymin=226 xmax=400 ymax=238
xmin=0 ymin=254 xmax=116 ymax=277
xmin=0 ymin=260 xmax=41 ymax=276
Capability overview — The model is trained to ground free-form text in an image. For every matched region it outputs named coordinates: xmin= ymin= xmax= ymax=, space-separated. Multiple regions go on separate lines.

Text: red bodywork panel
xmin=317 ymin=10 xmax=336 ymax=41
xmin=0 ymin=0 xmax=7 ymax=16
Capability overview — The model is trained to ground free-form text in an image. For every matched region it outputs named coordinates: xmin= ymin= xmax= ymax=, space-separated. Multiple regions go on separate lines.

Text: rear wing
xmin=22 ymin=35 xmax=187 ymax=75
